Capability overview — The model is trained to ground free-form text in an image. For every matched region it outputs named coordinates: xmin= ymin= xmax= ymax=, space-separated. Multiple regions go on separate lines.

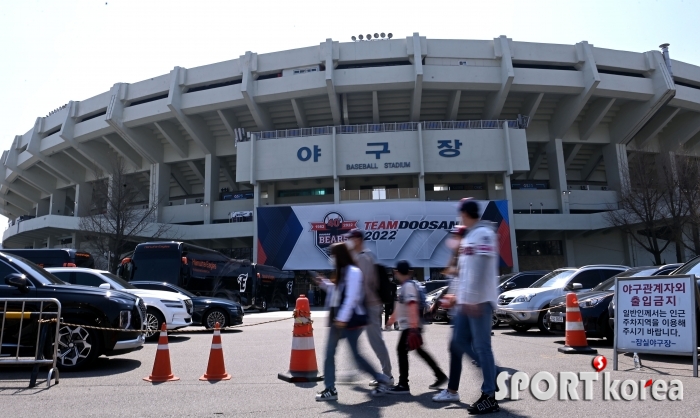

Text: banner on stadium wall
xmin=256 ymin=201 xmax=512 ymax=270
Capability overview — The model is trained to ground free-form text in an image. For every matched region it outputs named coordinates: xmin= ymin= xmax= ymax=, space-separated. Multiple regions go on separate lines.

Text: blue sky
xmin=0 ymin=0 xmax=698 ymax=224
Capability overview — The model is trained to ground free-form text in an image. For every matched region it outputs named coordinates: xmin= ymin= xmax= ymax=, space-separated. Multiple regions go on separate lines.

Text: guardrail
xmin=251 ymin=118 xmax=528 ymax=141
xmin=0 ymin=298 xmax=61 ymax=388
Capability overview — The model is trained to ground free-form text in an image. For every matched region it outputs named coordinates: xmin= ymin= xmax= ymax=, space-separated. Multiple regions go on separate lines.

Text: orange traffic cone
xmin=143 ymin=323 xmax=180 ymax=382
xmin=558 ymin=293 xmax=598 ymax=354
xmin=200 ymin=322 xmax=231 ymax=381
xmin=278 ymin=295 xmax=323 ymax=382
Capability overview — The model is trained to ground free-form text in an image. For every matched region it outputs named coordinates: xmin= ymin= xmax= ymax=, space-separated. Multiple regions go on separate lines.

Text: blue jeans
xmin=324 ymin=325 xmax=389 ymax=389
xmin=448 ymin=303 xmax=497 ymax=396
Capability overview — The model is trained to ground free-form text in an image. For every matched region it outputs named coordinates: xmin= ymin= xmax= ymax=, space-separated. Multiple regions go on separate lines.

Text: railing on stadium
xmin=249 ymin=118 xmax=526 ymax=141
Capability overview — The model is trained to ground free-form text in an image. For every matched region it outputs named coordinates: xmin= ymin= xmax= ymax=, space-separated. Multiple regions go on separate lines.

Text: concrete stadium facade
xmin=3 ymin=33 xmax=700 ymax=272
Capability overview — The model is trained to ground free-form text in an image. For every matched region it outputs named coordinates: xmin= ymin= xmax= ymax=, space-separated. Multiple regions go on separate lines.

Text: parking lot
xmin=1 ymin=308 xmax=698 ymax=417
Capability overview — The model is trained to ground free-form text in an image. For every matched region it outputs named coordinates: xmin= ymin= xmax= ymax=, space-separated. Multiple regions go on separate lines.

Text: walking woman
xmin=312 ymin=242 xmax=392 ymax=401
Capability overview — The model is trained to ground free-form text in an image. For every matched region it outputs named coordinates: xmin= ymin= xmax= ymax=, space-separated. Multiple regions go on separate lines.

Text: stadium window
xmin=433 ymin=184 xmax=449 ymax=191
xmin=372 ymin=187 xmax=386 ymax=200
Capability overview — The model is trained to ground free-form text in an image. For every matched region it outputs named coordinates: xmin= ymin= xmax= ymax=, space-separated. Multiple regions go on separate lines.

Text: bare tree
xmin=605 ymin=152 xmax=671 ymax=265
xmin=676 ymin=153 xmax=700 ymax=256
xmin=657 ymin=152 xmax=690 ymax=262
xmin=79 ymin=156 xmax=171 ymax=273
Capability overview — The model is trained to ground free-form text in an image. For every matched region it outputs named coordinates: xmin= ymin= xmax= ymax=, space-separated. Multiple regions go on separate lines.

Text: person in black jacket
xmin=384 ymin=279 xmax=397 ymax=328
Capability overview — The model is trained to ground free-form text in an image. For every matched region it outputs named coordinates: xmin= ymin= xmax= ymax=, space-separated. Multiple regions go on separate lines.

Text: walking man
xmin=386 ymin=260 xmax=447 ymax=394
xmin=433 ymin=199 xmax=500 ymax=414
xmin=345 ymin=229 xmax=394 ymax=386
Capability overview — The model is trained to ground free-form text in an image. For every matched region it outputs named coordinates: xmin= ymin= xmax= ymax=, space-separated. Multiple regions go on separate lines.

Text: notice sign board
xmin=613 ymin=275 xmax=699 ymax=376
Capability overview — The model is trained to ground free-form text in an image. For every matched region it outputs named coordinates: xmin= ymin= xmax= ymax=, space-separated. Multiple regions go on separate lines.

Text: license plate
xmin=495 ymin=310 xmax=507 ymax=316
xmin=550 ymin=314 xmax=564 ymax=323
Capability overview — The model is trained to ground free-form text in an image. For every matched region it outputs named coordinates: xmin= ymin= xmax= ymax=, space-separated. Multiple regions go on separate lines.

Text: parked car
xmin=495 ymin=265 xmax=629 ymax=333
xmin=424 ymin=286 xmax=449 ymax=322
xmin=497 ymin=270 xmax=550 ymax=294
xmin=47 ymin=268 xmax=193 ymax=341
xmin=419 ymin=279 xmax=451 ymax=294
xmin=545 ymin=265 xmax=679 ymax=340
xmin=609 ymin=262 xmax=691 ymax=331
xmin=130 ymin=281 xmax=244 ymax=329
xmin=0 ymin=253 xmax=145 ymax=370
xmin=494 ymin=270 xmax=549 ymax=326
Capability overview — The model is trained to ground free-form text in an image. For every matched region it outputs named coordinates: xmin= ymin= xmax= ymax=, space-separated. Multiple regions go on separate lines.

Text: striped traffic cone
xmin=143 ymin=323 xmax=180 ymax=382
xmin=278 ymin=295 xmax=323 ymax=382
xmin=558 ymin=293 xmax=598 ymax=354
xmin=200 ymin=322 xmax=231 ymax=381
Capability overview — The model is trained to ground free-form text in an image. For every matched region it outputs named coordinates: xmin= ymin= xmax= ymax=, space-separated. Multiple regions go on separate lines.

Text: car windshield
xmin=161 ymin=283 xmax=196 ymax=298
xmin=498 ymin=273 xmax=516 ymax=284
xmin=6 ymin=255 xmax=65 ymax=285
xmin=593 ymin=268 xmax=661 ymax=291
xmin=101 ymin=272 xmax=137 ymax=289
xmin=671 ymin=257 xmax=700 ymax=276
xmin=529 ymin=270 xmax=576 ymax=288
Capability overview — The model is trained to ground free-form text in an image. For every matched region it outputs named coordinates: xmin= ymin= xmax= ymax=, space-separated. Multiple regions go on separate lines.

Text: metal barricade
xmin=0 ymin=298 xmax=61 ymax=388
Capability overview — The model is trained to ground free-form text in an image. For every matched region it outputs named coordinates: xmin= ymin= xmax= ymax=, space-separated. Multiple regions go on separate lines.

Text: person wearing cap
xmin=345 ymin=228 xmax=394 ymax=387
xmin=386 ymin=260 xmax=447 ymax=394
xmin=433 ymin=199 xmax=500 ymax=415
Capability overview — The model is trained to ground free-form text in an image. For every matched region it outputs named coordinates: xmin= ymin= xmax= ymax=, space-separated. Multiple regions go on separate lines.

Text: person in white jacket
xmin=433 ymin=199 xmax=500 ymax=415
xmin=312 ymin=242 xmax=392 ymax=401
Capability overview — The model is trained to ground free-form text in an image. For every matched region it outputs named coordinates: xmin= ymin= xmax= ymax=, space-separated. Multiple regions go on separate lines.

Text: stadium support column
xmin=564 ymin=233 xmax=576 ymax=266
xmin=546 ymin=138 xmax=569 ymax=214
xmin=204 ymin=155 xmax=219 ymax=224
xmin=36 ymin=198 xmax=49 ymax=217
xmin=602 ymin=143 xmax=628 ymax=194
xmin=332 ymin=126 xmax=339 ymax=204
xmin=150 ymin=163 xmax=170 ymax=222
xmin=74 ymin=182 xmax=93 ymax=217
xmin=49 ymin=189 xmax=67 ymax=216
xmin=417 ymin=123 xmax=425 ymax=201
xmin=502 ymin=124 xmax=518 ymax=272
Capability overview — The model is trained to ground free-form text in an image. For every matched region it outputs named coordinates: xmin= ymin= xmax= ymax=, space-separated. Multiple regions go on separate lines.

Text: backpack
xmin=376 ymin=264 xmax=395 ymax=305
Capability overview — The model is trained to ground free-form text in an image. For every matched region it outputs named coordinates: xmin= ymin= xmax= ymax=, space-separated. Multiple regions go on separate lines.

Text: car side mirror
xmin=571 ymin=283 xmax=583 ymax=290
xmin=505 ymin=282 xmax=516 ymax=289
xmin=5 ymin=273 xmax=29 ymax=292
xmin=99 ymin=283 xmax=111 ymax=289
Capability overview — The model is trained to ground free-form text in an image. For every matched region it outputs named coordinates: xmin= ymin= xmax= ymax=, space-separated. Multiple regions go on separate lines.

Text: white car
xmin=494 ymin=265 xmax=629 ymax=333
xmin=47 ymin=267 xmax=193 ymax=340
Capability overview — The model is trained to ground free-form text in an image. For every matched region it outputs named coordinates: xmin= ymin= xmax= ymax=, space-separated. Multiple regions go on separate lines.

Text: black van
xmin=1 ymin=248 xmax=95 ymax=268
xmin=119 ymin=242 xmax=295 ymax=311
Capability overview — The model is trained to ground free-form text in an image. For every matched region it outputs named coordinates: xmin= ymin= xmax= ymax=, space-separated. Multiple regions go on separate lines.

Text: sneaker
xmin=429 ymin=375 xmax=448 ymax=390
xmin=370 ymin=383 xmax=390 ymax=397
xmin=432 ymin=389 xmax=460 ymax=402
xmin=388 ymin=384 xmax=410 ymax=394
xmin=315 ymin=387 xmax=338 ymax=402
xmin=369 ymin=376 xmax=394 ymax=387
xmin=466 ymin=392 xmax=499 ymax=415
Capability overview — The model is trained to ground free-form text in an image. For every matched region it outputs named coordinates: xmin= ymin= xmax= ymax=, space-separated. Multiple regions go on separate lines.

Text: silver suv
xmin=495 ymin=264 xmax=629 ymax=333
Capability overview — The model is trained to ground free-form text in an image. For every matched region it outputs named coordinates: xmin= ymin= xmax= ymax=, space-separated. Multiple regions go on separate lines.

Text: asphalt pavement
xmin=1 ymin=308 xmax=699 ymax=417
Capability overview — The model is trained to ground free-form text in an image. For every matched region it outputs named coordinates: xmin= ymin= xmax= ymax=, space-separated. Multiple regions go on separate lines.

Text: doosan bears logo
xmin=309 ymin=212 xmax=358 ymax=258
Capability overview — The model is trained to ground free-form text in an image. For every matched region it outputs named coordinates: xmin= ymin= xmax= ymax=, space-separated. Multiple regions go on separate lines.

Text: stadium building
xmin=2 ymin=34 xmax=700 ymax=276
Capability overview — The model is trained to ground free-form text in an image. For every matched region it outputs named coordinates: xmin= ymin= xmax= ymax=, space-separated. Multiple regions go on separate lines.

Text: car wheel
xmin=260 ymin=300 xmax=268 ymax=312
xmin=144 ymin=309 xmax=166 ymax=342
xmin=491 ymin=315 xmax=499 ymax=328
xmin=56 ymin=323 xmax=100 ymax=371
xmin=537 ymin=308 xmax=551 ymax=334
xmin=279 ymin=299 xmax=289 ymax=311
xmin=204 ymin=309 xmax=228 ymax=329
xmin=509 ymin=323 xmax=532 ymax=333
